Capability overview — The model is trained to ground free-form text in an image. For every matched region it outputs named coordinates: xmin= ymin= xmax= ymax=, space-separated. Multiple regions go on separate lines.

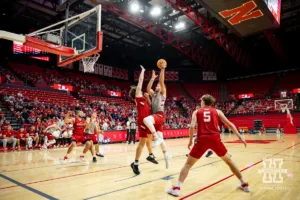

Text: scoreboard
xmin=13 ymin=42 xmax=50 ymax=61
xmin=200 ymin=0 xmax=281 ymax=36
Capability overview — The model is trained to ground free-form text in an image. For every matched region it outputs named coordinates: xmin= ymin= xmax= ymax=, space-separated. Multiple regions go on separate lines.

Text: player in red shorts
xmin=85 ymin=112 xmax=103 ymax=158
xmin=167 ymin=94 xmax=250 ymax=196
xmin=143 ymin=66 xmax=171 ymax=168
xmin=14 ymin=127 xmax=27 ymax=151
xmin=63 ymin=111 xmax=97 ymax=163
xmin=129 ymin=65 xmax=158 ymax=175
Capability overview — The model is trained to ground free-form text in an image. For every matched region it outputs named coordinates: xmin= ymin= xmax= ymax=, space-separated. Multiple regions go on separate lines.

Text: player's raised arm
xmin=135 ymin=65 xmax=145 ymax=98
xmin=217 ymin=109 xmax=247 ymax=147
xmin=144 ymin=92 xmax=152 ymax=106
xmin=188 ymin=110 xmax=197 ymax=150
xmin=147 ymin=70 xmax=157 ymax=96
xmin=64 ymin=111 xmax=74 ymax=124
xmin=159 ymin=67 xmax=166 ymax=96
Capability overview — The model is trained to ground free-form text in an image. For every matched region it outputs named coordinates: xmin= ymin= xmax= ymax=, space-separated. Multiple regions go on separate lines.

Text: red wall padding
xmin=227 ymin=113 xmax=300 ymax=128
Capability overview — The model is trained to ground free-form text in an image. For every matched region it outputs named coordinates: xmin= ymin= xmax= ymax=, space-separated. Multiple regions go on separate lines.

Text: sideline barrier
xmin=104 ymin=129 xmax=189 ymax=142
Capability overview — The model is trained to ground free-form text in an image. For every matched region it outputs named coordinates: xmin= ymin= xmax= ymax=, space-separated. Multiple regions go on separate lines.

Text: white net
xmin=82 ymin=54 xmax=100 ymax=73
xmin=280 ymin=104 xmax=287 ymax=113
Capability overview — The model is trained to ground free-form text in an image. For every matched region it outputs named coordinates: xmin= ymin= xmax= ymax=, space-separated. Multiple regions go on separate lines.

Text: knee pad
xmin=157 ymin=131 xmax=164 ymax=140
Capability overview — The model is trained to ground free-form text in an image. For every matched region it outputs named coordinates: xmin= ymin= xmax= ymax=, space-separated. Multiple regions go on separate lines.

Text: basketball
xmin=157 ymin=59 xmax=167 ymax=69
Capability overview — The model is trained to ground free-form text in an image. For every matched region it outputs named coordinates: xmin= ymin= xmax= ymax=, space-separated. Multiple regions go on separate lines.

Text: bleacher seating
xmin=0 ymin=86 xmax=78 ymax=105
xmin=0 ymin=65 xmax=23 ymax=85
xmin=183 ymin=83 xmax=221 ymax=101
xmin=227 ymin=75 xmax=277 ymax=98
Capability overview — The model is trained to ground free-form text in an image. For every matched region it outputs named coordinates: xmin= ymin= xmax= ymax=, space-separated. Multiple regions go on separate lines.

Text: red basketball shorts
xmin=138 ymin=121 xmax=151 ymax=138
xmin=84 ymin=134 xmax=99 ymax=144
xmin=71 ymin=135 xmax=86 ymax=143
xmin=153 ymin=111 xmax=165 ymax=132
xmin=190 ymin=134 xmax=227 ymax=159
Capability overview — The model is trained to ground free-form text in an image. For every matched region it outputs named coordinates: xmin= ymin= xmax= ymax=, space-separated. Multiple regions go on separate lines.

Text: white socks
xmin=240 ymin=178 xmax=246 ymax=185
xmin=176 ymin=181 xmax=182 ymax=187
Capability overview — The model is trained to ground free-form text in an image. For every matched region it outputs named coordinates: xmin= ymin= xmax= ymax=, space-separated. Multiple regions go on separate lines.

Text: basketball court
xmin=0 ymin=134 xmax=299 ymax=200
xmin=0 ymin=0 xmax=299 ymax=199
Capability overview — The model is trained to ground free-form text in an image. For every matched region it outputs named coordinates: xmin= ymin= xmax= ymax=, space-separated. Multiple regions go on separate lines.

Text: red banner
xmin=293 ymin=88 xmax=300 ymax=94
xmin=134 ymin=71 xmax=179 ymax=81
xmin=104 ymin=129 xmax=189 ymax=142
xmin=238 ymin=93 xmax=253 ymax=99
xmin=53 ymin=84 xmax=74 ymax=92
xmin=107 ymin=90 xmax=121 ymax=97
xmin=0 ymin=76 xmax=2 ymax=84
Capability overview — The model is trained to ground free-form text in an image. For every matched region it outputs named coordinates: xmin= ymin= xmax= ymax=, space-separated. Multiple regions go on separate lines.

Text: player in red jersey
xmin=43 ymin=121 xmax=61 ymax=149
xmin=276 ymin=123 xmax=281 ymax=139
xmin=167 ymin=94 xmax=250 ymax=197
xmin=2 ymin=125 xmax=17 ymax=151
xmin=63 ymin=111 xmax=97 ymax=163
xmin=129 ymin=65 xmax=158 ymax=175
xmin=143 ymin=66 xmax=171 ymax=168
xmin=14 ymin=127 xmax=27 ymax=150
xmin=27 ymin=126 xmax=39 ymax=149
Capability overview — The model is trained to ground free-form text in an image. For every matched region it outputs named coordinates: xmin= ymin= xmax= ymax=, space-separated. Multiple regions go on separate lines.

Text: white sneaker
xmin=42 ymin=145 xmax=47 ymax=150
xmin=62 ymin=156 xmax=69 ymax=163
xmin=152 ymin=138 xmax=163 ymax=148
xmin=165 ymin=154 xmax=172 ymax=169
xmin=167 ymin=186 xmax=180 ymax=196
xmin=237 ymin=183 xmax=251 ymax=192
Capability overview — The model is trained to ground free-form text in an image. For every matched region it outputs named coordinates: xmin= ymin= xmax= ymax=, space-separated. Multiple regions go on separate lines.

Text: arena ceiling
xmin=0 ymin=0 xmax=300 ymax=78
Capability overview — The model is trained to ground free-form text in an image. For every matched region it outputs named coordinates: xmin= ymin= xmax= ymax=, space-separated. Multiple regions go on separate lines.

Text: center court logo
xmin=258 ymin=158 xmax=288 ymax=184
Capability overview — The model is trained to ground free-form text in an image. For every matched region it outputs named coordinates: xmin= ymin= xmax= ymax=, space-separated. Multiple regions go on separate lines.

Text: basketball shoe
xmin=146 ymin=155 xmax=158 ymax=164
xmin=167 ymin=186 xmax=180 ymax=196
xmin=92 ymin=157 xmax=97 ymax=163
xmin=62 ymin=156 xmax=69 ymax=163
xmin=131 ymin=162 xmax=140 ymax=175
xmin=205 ymin=150 xmax=213 ymax=157
xmin=96 ymin=153 xmax=104 ymax=157
xmin=237 ymin=183 xmax=251 ymax=192
xmin=80 ymin=155 xmax=86 ymax=162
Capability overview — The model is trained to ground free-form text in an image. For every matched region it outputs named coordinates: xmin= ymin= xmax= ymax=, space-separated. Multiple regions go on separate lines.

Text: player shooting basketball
xmin=143 ymin=61 xmax=172 ymax=169
xmin=129 ymin=65 xmax=159 ymax=175
xmin=167 ymin=94 xmax=250 ymax=197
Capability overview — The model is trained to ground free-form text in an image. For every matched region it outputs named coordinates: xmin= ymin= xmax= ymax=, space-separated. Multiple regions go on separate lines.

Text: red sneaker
xmin=237 ymin=182 xmax=250 ymax=192
xmin=167 ymin=186 xmax=180 ymax=196
xmin=62 ymin=156 xmax=68 ymax=163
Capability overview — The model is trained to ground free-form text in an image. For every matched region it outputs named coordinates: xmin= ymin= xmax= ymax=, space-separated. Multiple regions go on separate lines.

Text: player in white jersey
xmin=143 ymin=67 xmax=171 ymax=169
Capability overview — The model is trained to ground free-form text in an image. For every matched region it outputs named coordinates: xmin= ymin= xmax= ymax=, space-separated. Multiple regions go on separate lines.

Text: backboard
xmin=274 ymin=99 xmax=293 ymax=112
xmin=58 ymin=5 xmax=103 ymax=66
xmin=0 ymin=5 xmax=102 ymax=67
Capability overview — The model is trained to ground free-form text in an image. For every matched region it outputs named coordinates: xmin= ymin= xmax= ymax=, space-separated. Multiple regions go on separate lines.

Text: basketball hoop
xmin=280 ymin=104 xmax=287 ymax=113
xmin=275 ymin=99 xmax=293 ymax=113
xmin=81 ymin=54 xmax=100 ymax=73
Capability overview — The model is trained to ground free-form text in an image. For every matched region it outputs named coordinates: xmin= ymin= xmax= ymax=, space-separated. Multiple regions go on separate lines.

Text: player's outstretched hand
xmin=152 ymin=70 xmax=158 ymax=79
xmin=140 ymin=65 xmax=145 ymax=71
xmin=188 ymin=140 xmax=193 ymax=150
